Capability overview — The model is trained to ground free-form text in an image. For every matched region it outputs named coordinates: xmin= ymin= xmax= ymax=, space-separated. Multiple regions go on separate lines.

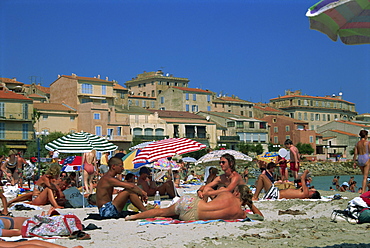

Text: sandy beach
xmin=3 ymin=187 xmax=369 ymax=248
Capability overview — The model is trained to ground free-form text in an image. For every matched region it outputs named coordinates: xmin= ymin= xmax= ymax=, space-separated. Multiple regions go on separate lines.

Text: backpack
xmin=21 ymin=214 xmax=82 ymax=238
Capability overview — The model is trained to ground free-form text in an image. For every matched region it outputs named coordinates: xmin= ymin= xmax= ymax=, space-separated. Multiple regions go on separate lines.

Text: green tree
xmin=296 ymin=142 xmax=314 ymax=155
xmin=24 ymin=131 xmax=67 ymax=159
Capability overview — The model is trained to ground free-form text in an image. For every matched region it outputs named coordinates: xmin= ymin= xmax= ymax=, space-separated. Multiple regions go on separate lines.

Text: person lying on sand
xmin=0 ymin=240 xmax=83 ymax=248
xmin=197 ymin=154 xmax=245 ymax=200
xmin=252 ymin=170 xmax=321 ymax=201
xmin=125 ymin=185 xmax=263 ymax=221
xmin=96 ymin=157 xmax=148 ymax=218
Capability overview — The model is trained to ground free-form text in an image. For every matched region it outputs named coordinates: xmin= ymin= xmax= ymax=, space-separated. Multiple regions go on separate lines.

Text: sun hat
xmin=341 ymin=182 xmax=349 ymax=187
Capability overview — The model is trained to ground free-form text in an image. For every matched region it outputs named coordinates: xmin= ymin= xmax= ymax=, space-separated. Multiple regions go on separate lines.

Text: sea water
xmin=248 ymin=174 xmax=365 ymax=191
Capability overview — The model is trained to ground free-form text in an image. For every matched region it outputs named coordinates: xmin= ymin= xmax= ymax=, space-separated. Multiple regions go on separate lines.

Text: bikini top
xmin=6 ymin=159 xmax=17 ymax=168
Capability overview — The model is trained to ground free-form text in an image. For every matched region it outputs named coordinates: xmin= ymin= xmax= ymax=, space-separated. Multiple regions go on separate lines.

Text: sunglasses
xmin=219 ymin=161 xmax=226 ymax=165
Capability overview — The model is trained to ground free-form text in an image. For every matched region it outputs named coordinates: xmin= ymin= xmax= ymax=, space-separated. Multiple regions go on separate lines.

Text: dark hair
xmin=139 ymin=167 xmax=150 ymax=175
xmin=310 ymin=191 xmax=321 ymax=199
xmin=108 ymin=157 xmax=123 ymax=168
xmin=125 ymin=173 xmax=135 ymax=181
xmin=359 ymin=130 xmax=368 ymax=138
xmin=284 ymin=139 xmax=293 ymax=145
xmin=221 ymin=153 xmax=236 ymax=171
xmin=237 ymin=185 xmax=253 ymax=206
xmin=267 ymin=162 xmax=276 ymax=169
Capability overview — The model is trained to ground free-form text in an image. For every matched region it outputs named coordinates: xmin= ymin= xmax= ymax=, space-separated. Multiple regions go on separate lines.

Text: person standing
xmin=284 ymin=139 xmax=300 ymax=180
xmin=82 ymin=150 xmax=97 ymax=194
xmin=52 ymin=150 xmax=60 ymax=163
xmin=353 ymin=130 xmax=370 ymax=194
xmin=99 ymin=152 xmax=110 ymax=175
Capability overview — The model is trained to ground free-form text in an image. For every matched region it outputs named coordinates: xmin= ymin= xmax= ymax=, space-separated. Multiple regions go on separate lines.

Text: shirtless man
xmin=197 ymin=153 xmax=245 ymax=200
xmin=82 ymin=150 xmax=97 ymax=194
xmin=353 ymin=130 xmax=370 ymax=194
xmin=125 ymin=185 xmax=263 ymax=221
xmin=96 ymin=157 xmax=148 ymax=218
xmin=252 ymin=169 xmax=320 ymax=200
xmin=285 ymin=139 xmax=300 ymax=180
xmin=137 ymin=167 xmax=176 ymax=198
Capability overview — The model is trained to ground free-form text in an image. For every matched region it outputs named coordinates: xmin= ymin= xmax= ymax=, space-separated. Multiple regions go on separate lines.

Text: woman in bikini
xmin=353 ymin=130 xmax=370 ymax=194
xmin=1 ymin=150 xmax=21 ymax=186
xmin=82 ymin=150 xmax=97 ymax=194
xmin=32 ymin=164 xmax=64 ymax=208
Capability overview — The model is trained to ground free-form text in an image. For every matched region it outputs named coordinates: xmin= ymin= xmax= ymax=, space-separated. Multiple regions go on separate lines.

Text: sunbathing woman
xmin=32 ymin=164 xmax=64 ymax=208
xmin=126 ymin=185 xmax=263 ymax=221
xmin=1 ymin=150 xmax=22 ymax=186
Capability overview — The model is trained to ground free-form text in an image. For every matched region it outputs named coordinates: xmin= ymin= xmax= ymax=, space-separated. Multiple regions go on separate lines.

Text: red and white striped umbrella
xmin=133 ymin=138 xmax=206 ymax=164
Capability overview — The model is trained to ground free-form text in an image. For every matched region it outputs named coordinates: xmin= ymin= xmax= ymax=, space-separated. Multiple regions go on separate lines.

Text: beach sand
xmin=5 ymin=189 xmax=369 ymax=248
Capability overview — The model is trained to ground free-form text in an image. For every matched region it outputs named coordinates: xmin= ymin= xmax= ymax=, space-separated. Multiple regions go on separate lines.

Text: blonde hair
xmin=8 ymin=149 xmax=18 ymax=156
xmin=237 ymin=185 xmax=253 ymax=206
xmin=46 ymin=164 xmax=61 ymax=178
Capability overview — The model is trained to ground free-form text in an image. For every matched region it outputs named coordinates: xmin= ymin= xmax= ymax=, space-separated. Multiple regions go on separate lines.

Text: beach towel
xmin=138 ymin=217 xmax=252 ymax=225
xmin=10 ymin=203 xmax=43 ymax=211
xmin=83 ymin=211 xmax=137 ymax=220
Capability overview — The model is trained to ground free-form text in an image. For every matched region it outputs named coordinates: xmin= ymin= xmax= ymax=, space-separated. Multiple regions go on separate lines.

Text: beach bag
xmin=63 ymin=187 xmax=88 ymax=208
xmin=3 ymin=184 xmax=20 ymax=198
xmin=358 ymin=208 xmax=370 ymax=224
xmin=331 ymin=197 xmax=368 ymax=224
xmin=21 ymin=214 xmax=82 ymax=238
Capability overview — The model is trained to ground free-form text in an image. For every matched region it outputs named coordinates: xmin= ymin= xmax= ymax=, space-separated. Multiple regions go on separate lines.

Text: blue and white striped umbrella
xmin=45 ymin=131 xmax=118 ymax=153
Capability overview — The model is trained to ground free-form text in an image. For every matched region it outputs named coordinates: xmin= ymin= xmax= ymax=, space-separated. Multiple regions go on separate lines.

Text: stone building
xmin=269 ymin=90 xmax=357 ymax=131
xmin=212 ymin=96 xmax=254 ymax=117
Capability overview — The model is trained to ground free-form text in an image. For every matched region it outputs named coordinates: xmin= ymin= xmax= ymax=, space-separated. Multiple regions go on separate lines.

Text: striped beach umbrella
xmin=306 ymin=0 xmax=370 ymax=45
xmin=45 ymin=131 xmax=118 ymax=153
xmin=133 ymin=138 xmax=206 ymax=164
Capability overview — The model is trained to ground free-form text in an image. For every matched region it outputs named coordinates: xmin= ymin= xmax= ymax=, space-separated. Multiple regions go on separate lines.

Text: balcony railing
xmin=219 ymin=136 xmax=240 ymax=141
xmin=134 ymin=135 xmax=169 ymax=141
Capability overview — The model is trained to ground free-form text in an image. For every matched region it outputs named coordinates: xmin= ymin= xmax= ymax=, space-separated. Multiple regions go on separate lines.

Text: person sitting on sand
xmin=252 ymin=170 xmax=320 ymax=200
xmin=137 ymin=167 xmax=176 ymax=198
xmin=339 ymin=182 xmax=349 ymax=192
xmin=125 ymin=185 xmax=263 ymax=221
xmin=32 ymin=164 xmax=65 ymax=208
xmin=96 ymin=157 xmax=148 ymax=218
xmin=197 ymin=153 xmax=245 ymax=200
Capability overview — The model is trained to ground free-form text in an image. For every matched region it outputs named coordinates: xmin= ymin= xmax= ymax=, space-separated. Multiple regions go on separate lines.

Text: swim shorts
xmin=99 ymin=201 xmax=120 ymax=218
xmin=290 ymin=162 xmax=300 ymax=172
xmin=263 ymin=186 xmax=280 ymax=200
xmin=174 ymin=195 xmax=200 ymax=221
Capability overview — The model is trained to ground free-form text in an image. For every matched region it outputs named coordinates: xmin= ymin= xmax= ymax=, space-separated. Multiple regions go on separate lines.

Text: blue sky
xmin=1 ymin=0 xmax=369 ymax=114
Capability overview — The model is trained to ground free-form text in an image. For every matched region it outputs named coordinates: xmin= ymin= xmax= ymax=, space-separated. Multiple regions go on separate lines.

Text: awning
xmin=6 ymin=145 xmax=27 ymax=149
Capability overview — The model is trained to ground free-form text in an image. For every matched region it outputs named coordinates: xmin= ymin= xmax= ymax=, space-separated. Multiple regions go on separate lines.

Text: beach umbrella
xmin=59 ymin=156 xmax=82 ymax=172
xmin=129 ymin=141 xmax=155 ymax=151
xmin=306 ymin=0 xmax=370 ymax=45
xmin=181 ymin=157 xmax=197 ymax=163
xmin=45 ymin=131 xmax=118 ymax=153
xmin=122 ymin=150 xmax=151 ymax=170
xmin=257 ymin=151 xmax=279 ymax=163
xmin=153 ymin=158 xmax=180 ymax=170
xmin=133 ymin=138 xmax=207 ymax=164
xmin=195 ymin=149 xmax=252 ymax=165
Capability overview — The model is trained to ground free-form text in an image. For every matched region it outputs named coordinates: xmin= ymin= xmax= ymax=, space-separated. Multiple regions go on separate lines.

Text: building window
xmin=310 ymin=125 xmax=314 ymax=130
xmin=327 ymin=114 xmax=331 ymax=121
xmin=102 ymin=100 xmax=107 ymax=103
xmin=304 ymin=112 xmax=308 ymax=120
xmin=82 ymin=83 xmax=93 ymax=94
xmin=274 ymin=136 xmax=278 ymax=144
xmin=286 ymin=135 xmax=290 ymax=140
xmin=249 ymin=111 xmax=253 ymax=117
xmin=186 ymin=93 xmax=189 ymax=100
xmin=298 ymin=112 xmax=302 ymax=120
xmin=207 ymin=95 xmax=210 ymax=102
xmin=240 ymin=111 xmax=244 ymax=116
xmin=23 ymin=103 xmax=28 ymax=119
xmin=0 ymin=103 xmax=4 ymax=117
xmin=315 ymin=101 xmax=319 ymax=106
xmin=322 ymin=114 xmax=326 ymax=121
xmin=310 ymin=113 xmax=314 ymax=121
xmin=151 ymin=101 xmax=155 ymax=108
xmin=272 ymin=118 xmax=277 ymax=123
xmin=285 ymin=125 xmax=290 ymax=132
xmin=0 ymin=123 xmax=4 ymax=139
xmin=186 ymin=104 xmax=189 ymax=112
xmin=315 ymin=114 xmax=320 ymax=121
xmin=107 ymin=128 xmax=113 ymax=138
xmin=334 ymin=114 xmax=338 ymax=120
xmin=22 ymin=123 xmax=28 ymax=139
xmin=297 ymin=125 xmax=304 ymax=130
xmin=117 ymin=127 xmax=122 ymax=136
xmin=94 ymin=113 xmax=100 ymax=120
xmin=298 ymin=100 xmax=301 ymax=105
xmin=142 ymin=101 xmax=146 ymax=108
xmin=327 ymin=102 xmax=331 ymax=108
xmin=227 ymin=122 xmax=235 ymax=127
xmin=237 ymin=121 xmax=244 ymax=128
xmin=260 ymin=122 xmax=266 ymax=129
xmin=207 ymin=106 xmax=211 ymax=111
xmin=81 ymin=99 xmax=92 ymax=103
xmin=160 ymin=97 xmax=164 ymax=104
xmin=144 ymin=128 xmax=153 ymax=136
xmin=152 ymin=90 xmax=155 ymax=97
xmin=135 ymin=100 xmax=139 ymax=106
xmin=193 ymin=94 xmax=197 ymax=101
xmin=304 ymin=100 xmax=308 ymax=106
xmin=95 ymin=126 xmax=102 ymax=136
xmin=309 ymin=136 xmax=314 ymax=143
xmin=102 ymin=85 xmax=106 ymax=95
xmin=43 ymin=114 xmax=48 ymax=120
xmin=274 ymin=127 xmax=278 ymax=133
xmin=70 ymin=116 xmax=75 ymax=121
xmin=191 ymin=105 xmax=198 ymax=112
xmin=133 ymin=128 xmax=142 ymax=136
xmin=249 ymin=122 xmax=254 ymax=128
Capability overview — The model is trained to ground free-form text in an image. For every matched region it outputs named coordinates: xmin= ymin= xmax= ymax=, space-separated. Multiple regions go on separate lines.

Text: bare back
xmin=356 ymin=140 xmax=369 ymax=155
xmin=83 ymin=152 xmax=96 ymax=164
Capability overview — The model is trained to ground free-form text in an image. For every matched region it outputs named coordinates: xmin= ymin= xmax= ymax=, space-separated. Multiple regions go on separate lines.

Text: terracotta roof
xmin=335 ymin=120 xmax=369 ymax=128
xmin=330 ymin=129 xmax=358 ymax=137
xmin=27 ymin=93 xmax=46 ymax=98
xmin=61 ymin=75 xmax=115 ymax=84
xmin=214 ymin=96 xmax=252 ymax=103
xmin=113 ymin=83 xmax=126 ymax=90
xmin=270 ymin=94 xmax=354 ymax=105
xmin=254 ymin=105 xmax=284 ymax=112
xmin=161 ymin=118 xmax=213 ymax=124
xmin=0 ymin=77 xmax=23 ymax=85
xmin=35 ymin=85 xmax=50 ymax=94
xmin=147 ymin=109 xmax=205 ymax=119
xmin=0 ymin=90 xmax=32 ymax=101
xmin=172 ymin=86 xmax=213 ymax=94
xmin=33 ymin=102 xmax=76 ymax=112
xmin=322 ymin=136 xmax=336 ymax=140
